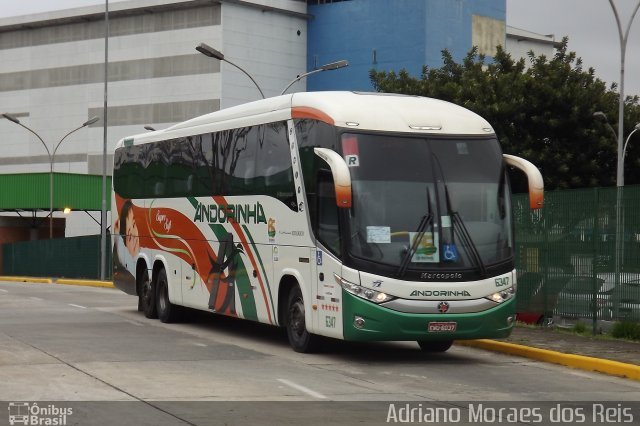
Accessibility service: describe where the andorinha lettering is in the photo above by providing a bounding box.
[193,202,266,225]
[410,290,471,297]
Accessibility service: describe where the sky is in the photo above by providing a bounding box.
[0,0,638,97]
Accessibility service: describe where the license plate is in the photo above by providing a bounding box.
[428,321,457,332]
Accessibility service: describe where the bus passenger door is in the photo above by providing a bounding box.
[313,171,344,339]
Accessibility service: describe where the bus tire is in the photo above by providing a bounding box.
[286,285,319,353]
[156,268,181,323]
[139,268,157,319]
[417,340,453,352]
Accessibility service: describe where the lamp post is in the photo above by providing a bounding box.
[605,2,640,324]
[280,60,349,95]
[623,123,640,160]
[593,112,640,168]
[2,113,99,238]
[593,111,618,141]
[100,0,110,281]
[592,111,640,329]
[196,42,265,99]
[607,0,640,188]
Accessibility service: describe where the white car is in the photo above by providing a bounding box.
[553,273,640,330]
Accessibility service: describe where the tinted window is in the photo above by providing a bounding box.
[295,119,338,226]
[113,122,295,207]
[316,171,341,256]
[256,122,296,208]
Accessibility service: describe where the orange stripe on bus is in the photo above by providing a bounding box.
[214,196,274,324]
[291,106,335,125]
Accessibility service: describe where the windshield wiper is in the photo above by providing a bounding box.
[397,188,433,278]
[430,151,487,277]
[443,184,487,277]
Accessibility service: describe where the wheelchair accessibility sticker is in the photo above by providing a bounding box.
[443,244,459,262]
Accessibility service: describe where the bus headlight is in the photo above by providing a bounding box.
[334,274,395,304]
[485,286,515,304]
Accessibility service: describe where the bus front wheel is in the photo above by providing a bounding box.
[417,340,453,353]
[286,286,319,353]
[139,269,157,319]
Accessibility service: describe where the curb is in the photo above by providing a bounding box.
[0,276,114,289]
[56,279,115,289]
[0,276,53,284]
[457,339,640,381]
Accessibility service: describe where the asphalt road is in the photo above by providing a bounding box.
[1,280,639,426]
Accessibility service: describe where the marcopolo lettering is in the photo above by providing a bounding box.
[194,201,266,225]
[420,272,463,280]
[410,290,471,297]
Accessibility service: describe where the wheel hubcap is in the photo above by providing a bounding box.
[290,299,305,337]
[143,280,152,305]
[159,285,166,311]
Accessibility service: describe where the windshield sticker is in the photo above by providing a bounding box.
[342,136,360,167]
[345,155,359,167]
[409,231,439,263]
[442,243,459,262]
[268,218,276,243]
[456,142,469,155]
[366,226,391,243]
[440,215,452,228]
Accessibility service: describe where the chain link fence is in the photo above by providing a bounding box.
[514,185,640,332]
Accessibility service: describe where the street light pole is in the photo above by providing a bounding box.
[623,123,640,161]
[607,0,640,187]
[2,113,98,239]
[280,60,349,95]
[196,43,265,99]
[100,0,110,281]
[604,1,640,330]
[593,111,618,141]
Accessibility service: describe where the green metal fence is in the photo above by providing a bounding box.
[514,185,640,332]
[2,234,111,280]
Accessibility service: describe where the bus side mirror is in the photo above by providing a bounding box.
[503,154,544,210]
[314,148,352,208]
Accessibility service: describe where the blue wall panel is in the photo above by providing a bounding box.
[307,0,505,92]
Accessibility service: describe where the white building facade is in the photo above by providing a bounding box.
[506,25,561,63]
[0,0,307,236]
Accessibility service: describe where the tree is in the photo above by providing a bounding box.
[370,39,640,190]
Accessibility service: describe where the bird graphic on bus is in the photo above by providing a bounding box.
[206,232,245,315]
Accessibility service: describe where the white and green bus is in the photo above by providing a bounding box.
[112,91,543,353]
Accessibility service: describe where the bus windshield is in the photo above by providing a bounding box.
[343,133,513,274]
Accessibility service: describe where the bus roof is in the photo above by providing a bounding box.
[116,91,494,148]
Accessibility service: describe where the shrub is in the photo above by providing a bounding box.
[572,322,588,334]
[611,321,640,341]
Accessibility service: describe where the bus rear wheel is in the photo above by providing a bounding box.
[286,286,319,353]
[417,340,453,352]
[156,268,181,323]
[139,269,157,319]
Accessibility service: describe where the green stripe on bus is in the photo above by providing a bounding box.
[234,261,258,321]
[188,196,258,320]
[242,224,276,316]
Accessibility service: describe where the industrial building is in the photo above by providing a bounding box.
[0,0,556,239]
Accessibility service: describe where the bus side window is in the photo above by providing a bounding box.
[316,170,341,256]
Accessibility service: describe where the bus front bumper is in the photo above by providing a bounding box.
[342,291,515,342]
